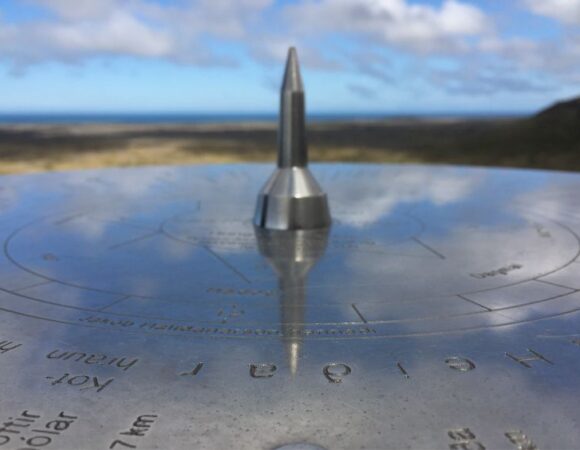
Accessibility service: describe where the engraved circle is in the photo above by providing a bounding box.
[2,210,580,339]
[2,164,580,339]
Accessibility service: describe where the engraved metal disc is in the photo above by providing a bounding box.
[0,163,579,449]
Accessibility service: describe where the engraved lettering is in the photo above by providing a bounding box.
[81,376,114,393]
[323,363,351,384]
[207,287,276,298]
[0,410,76,448]
[445,357,476,372]
[217,304,245,323]
[505,349,553,368]
[78,316,135,328]
[42,253,59,261]
[45,419,72,431]
[46,373,115,393]
[249,363,277,378]
[109,414,158,449]
[0,340,22,354]
[63,352,88,362]
[0,410,41,445]
[533,223,551,239]
[79,315,376,338]
[115,358,139,372]
[46,373,69,386]
[132,415,157,429]
[46,349,139,372]
[47,350,67,360]
[471,264,522,279]
[23,435,51,447]
[448,428,476,441]
[84,354,108,365]
[68,375,90,386]
[120,427,147,437]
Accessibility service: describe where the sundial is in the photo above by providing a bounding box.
[1,50,579,450]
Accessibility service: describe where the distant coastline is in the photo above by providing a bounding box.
[0,111,528,125]
[0,99,577,175]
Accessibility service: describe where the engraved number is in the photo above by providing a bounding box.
[505,430,537,450]
[448,428,485,450]
[323,363,352,383]
[249,363,277,378]
[445,357,476,372]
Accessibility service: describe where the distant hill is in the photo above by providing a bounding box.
[521,96,580,147]
[534,96,580,124]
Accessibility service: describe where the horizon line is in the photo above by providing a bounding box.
[0,110,532,116]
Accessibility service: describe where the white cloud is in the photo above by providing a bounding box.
[143,0,273,41]
[429,62,556,95]
[0,1,173,65]
[0,0,578,99]
[32,0,121,20]
[0,0,273,68]
[44,11,173,57]
[329,166,482,227]
[476,34,580,88]
[285,0,489,54]
[525,0,580,24]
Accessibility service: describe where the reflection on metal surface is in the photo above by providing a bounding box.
[254,48,331,230]
[255,227,328,375]
[273,444,327,450]
[2,164,580,448]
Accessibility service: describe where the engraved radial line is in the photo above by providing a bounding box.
[535,278,577,291]
[202,246,252,284]
[411,237,446,260]
[108,230,161,250]
[457,294,493,312]
[53,212,87,225]
[98,295,132,312]
[13,279,54,293]
[397,362,410,379]
[351,304,368,323]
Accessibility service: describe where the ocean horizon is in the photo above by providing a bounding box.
[0,111,528,125]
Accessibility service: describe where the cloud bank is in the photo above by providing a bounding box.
[0,0,579,98]
[525,0,580,25]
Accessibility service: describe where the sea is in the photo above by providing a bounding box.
[0,112,526,125]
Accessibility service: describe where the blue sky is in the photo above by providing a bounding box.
[0,0,579,114]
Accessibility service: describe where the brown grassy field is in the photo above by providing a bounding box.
[0,111,579,174]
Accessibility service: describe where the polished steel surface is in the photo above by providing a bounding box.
[1,163,580,448]
[254,48,331,230]
[278,47,307,169]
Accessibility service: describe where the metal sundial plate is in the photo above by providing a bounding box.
[1,163,580,449]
